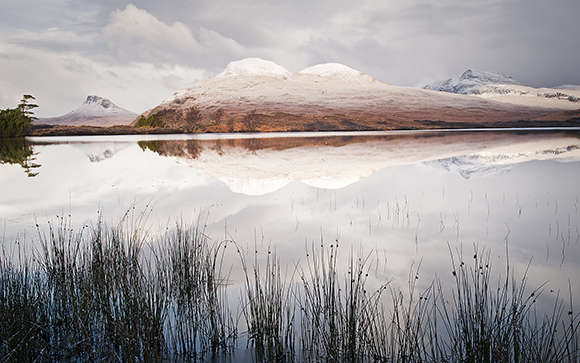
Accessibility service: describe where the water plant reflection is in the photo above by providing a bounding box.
[0,137,40,177]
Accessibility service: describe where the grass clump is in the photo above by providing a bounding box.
[297,242,389,362]
[241,247,296,362]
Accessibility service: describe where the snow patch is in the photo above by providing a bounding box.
[215,58,290,79]
[298,63,378,83]
[473,84,580,106]
[554,85,580,91]
[424,69,521,94]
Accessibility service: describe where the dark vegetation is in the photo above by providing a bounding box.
[135,113,167,128]
[135,107,204,133]
[243,110,261,132]
[0,95,38,137]
[0,137,40,177]
[138,139,203,159]
[26,124,183,136]
[1,214,578,362]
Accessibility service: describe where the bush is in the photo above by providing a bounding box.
[134,112,167,128]
[135,107,204,132]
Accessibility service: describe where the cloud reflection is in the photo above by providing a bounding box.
[1,130,579,313]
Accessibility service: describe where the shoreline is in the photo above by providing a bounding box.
[24,116,580,137]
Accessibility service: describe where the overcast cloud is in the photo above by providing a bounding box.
[1,0,579,117]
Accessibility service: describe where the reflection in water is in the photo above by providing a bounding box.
[0,137,40,177]
[2,130,580,323]
[138,139,203,159]
[129,130,580,194]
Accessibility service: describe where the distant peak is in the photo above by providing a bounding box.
[84,95,113,108]
[424,69,521,94]
[459,69,519,84]
[216,58,290,78]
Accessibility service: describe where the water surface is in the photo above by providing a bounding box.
[1,129,580,310]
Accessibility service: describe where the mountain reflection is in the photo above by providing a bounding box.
[0,137,40,177]
[136,130,580,161]
[138,139,203,159]
[128,130,580,195]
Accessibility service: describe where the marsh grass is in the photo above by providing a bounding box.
[1,215,579,362]
[297,242,390,362]
[1,212,237,362]
[240,246,296,362]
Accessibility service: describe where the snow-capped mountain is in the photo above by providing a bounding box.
[39,95,137,126]
[141,58,580,132]
[424,70,580,107]
[423,69,521,94]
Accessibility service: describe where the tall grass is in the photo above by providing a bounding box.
[1,213,236,362]
[1,215,579,362]
[240,246,296,362]
[297,242,390,362]
[242,240,579,362]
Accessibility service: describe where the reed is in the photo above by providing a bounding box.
[240,246,296,362]
[0,212,236,362]
[296,242,390,362]
[1,215,579,362]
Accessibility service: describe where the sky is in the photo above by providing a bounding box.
[1,0,579,117]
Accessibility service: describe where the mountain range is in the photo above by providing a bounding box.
[139,58,580,132]
[38,95,137,126]
[423,69,522,94]
[424,69,580,108]
[37,59,580,129]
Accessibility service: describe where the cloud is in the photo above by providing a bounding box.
[1,0,579,116]
[0,35,207,117]
[9,27,104,54]
[103,4,245,67]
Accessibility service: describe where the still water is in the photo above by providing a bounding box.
[1,129,580,310]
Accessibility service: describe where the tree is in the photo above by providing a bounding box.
[18,94,39,119]
[135,112,167,128]
[0,95,38,137]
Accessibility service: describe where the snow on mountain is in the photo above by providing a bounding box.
[215,58,291,79]
[39,95,137,126]
[148,58,580,132]
[424,69,521,94]
[298,63,379,84]
[424,69,580,109]
[554,85,580,91]
[471,84,580,108]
